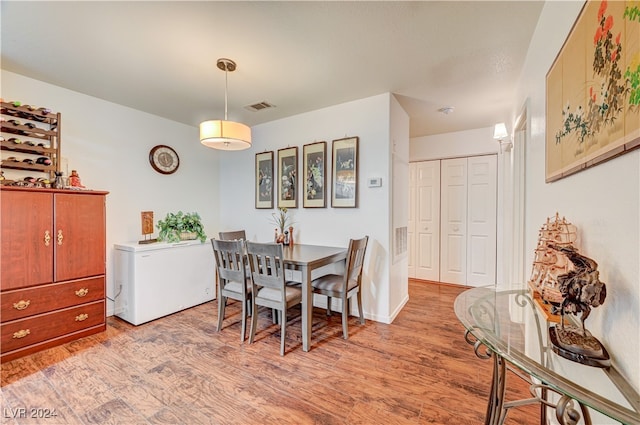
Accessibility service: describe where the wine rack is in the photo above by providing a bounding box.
[0,101,61,184]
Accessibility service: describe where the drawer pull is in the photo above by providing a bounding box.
[13,329,30,339]
[75,288,89,297]
[75,313,89,322]
[57,230,64,245]
[44,230,51,246]
[13,299,31,310]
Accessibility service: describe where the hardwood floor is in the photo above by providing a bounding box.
[1,280,538,424]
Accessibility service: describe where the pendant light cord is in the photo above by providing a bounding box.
[224,66,228,121]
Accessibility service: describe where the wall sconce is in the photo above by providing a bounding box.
[493,122,513,152]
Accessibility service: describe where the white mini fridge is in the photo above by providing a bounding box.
[114,240,216,325]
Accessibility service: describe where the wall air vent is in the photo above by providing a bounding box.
[244,101,276,112]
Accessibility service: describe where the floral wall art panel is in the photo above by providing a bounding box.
[626,4,640,142]
[303,141,326,208]
[255,151,274,209]
[546,0,640,182]
[278,146,298,209]
[331,136,358,208]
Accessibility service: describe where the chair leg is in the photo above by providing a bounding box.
[342,298,349,339]
[326,296,332,316]
[249,300,258,344]
[240,299,247,342]
[217,296,226,331]
[280,309,286,356]
[357,290,365,325]
[272,308,279,324]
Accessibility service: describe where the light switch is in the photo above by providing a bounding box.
[368,177,382,187]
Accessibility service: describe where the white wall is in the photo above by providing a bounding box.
[217,93,405,323]
[515,0,639,394]
[389,94,410,319]
[410,126,499,161]
[1,70,221,316]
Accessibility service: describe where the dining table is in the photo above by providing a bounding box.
[280,243,348,352]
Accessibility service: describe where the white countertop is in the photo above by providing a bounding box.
[114,239,209,252]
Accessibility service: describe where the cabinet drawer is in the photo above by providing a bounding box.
[1,300,105,353]
[1,276,104,322]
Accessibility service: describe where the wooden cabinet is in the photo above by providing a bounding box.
[0,187,108,362]
[0,101,61,183]
[1,189,53,288]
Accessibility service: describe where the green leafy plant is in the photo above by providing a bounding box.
[157,211,206,243]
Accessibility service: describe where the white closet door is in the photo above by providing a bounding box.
[467,155,497,286]
[408,163,416,278]
[415,160,440,280]
[440,158,467,284]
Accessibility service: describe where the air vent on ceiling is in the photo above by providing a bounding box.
[244,101,276,112]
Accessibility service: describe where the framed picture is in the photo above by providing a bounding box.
[331,136,358,208]
[545,0,640,182]
[255,151,274,209]
[277,146,298,208]
[302,141,327,208]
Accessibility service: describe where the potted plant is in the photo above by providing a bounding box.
[157,211,207,243]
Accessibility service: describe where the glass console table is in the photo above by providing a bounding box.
[454,287,640,425]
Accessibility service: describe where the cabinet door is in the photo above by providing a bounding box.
[1,191,53,290]
[415,160,441,281]
[440,158,467,285]
[54,193,106,282]
[467,155,497,286]
[408,163,416,278]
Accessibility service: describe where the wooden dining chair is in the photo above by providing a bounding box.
[245,241,302,356]
[211,238,252,342]
[218,230,246,241]
[311,236,369,339]
[220,230,283,325]
[218,229,249,283]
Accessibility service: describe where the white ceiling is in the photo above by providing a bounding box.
[1,1,545,138]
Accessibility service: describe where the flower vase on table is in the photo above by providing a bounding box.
[271,207,295,245]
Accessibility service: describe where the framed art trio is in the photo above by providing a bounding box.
[255,136,358,210]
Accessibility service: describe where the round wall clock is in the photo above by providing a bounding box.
[149,145,180,175]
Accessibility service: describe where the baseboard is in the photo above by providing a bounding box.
[386,293,409,324]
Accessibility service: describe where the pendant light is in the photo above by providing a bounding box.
[200,58,252,151]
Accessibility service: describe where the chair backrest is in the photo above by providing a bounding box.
[346,236,369,284]
[219,230,247,241]
[211,239,248,292]
[245,241,286,293]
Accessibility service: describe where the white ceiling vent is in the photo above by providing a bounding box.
[245,101,276,112]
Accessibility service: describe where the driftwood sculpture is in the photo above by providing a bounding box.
[547,244,610,367]
[550,244,607,335]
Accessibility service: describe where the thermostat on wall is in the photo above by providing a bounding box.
[368,177,382,187]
